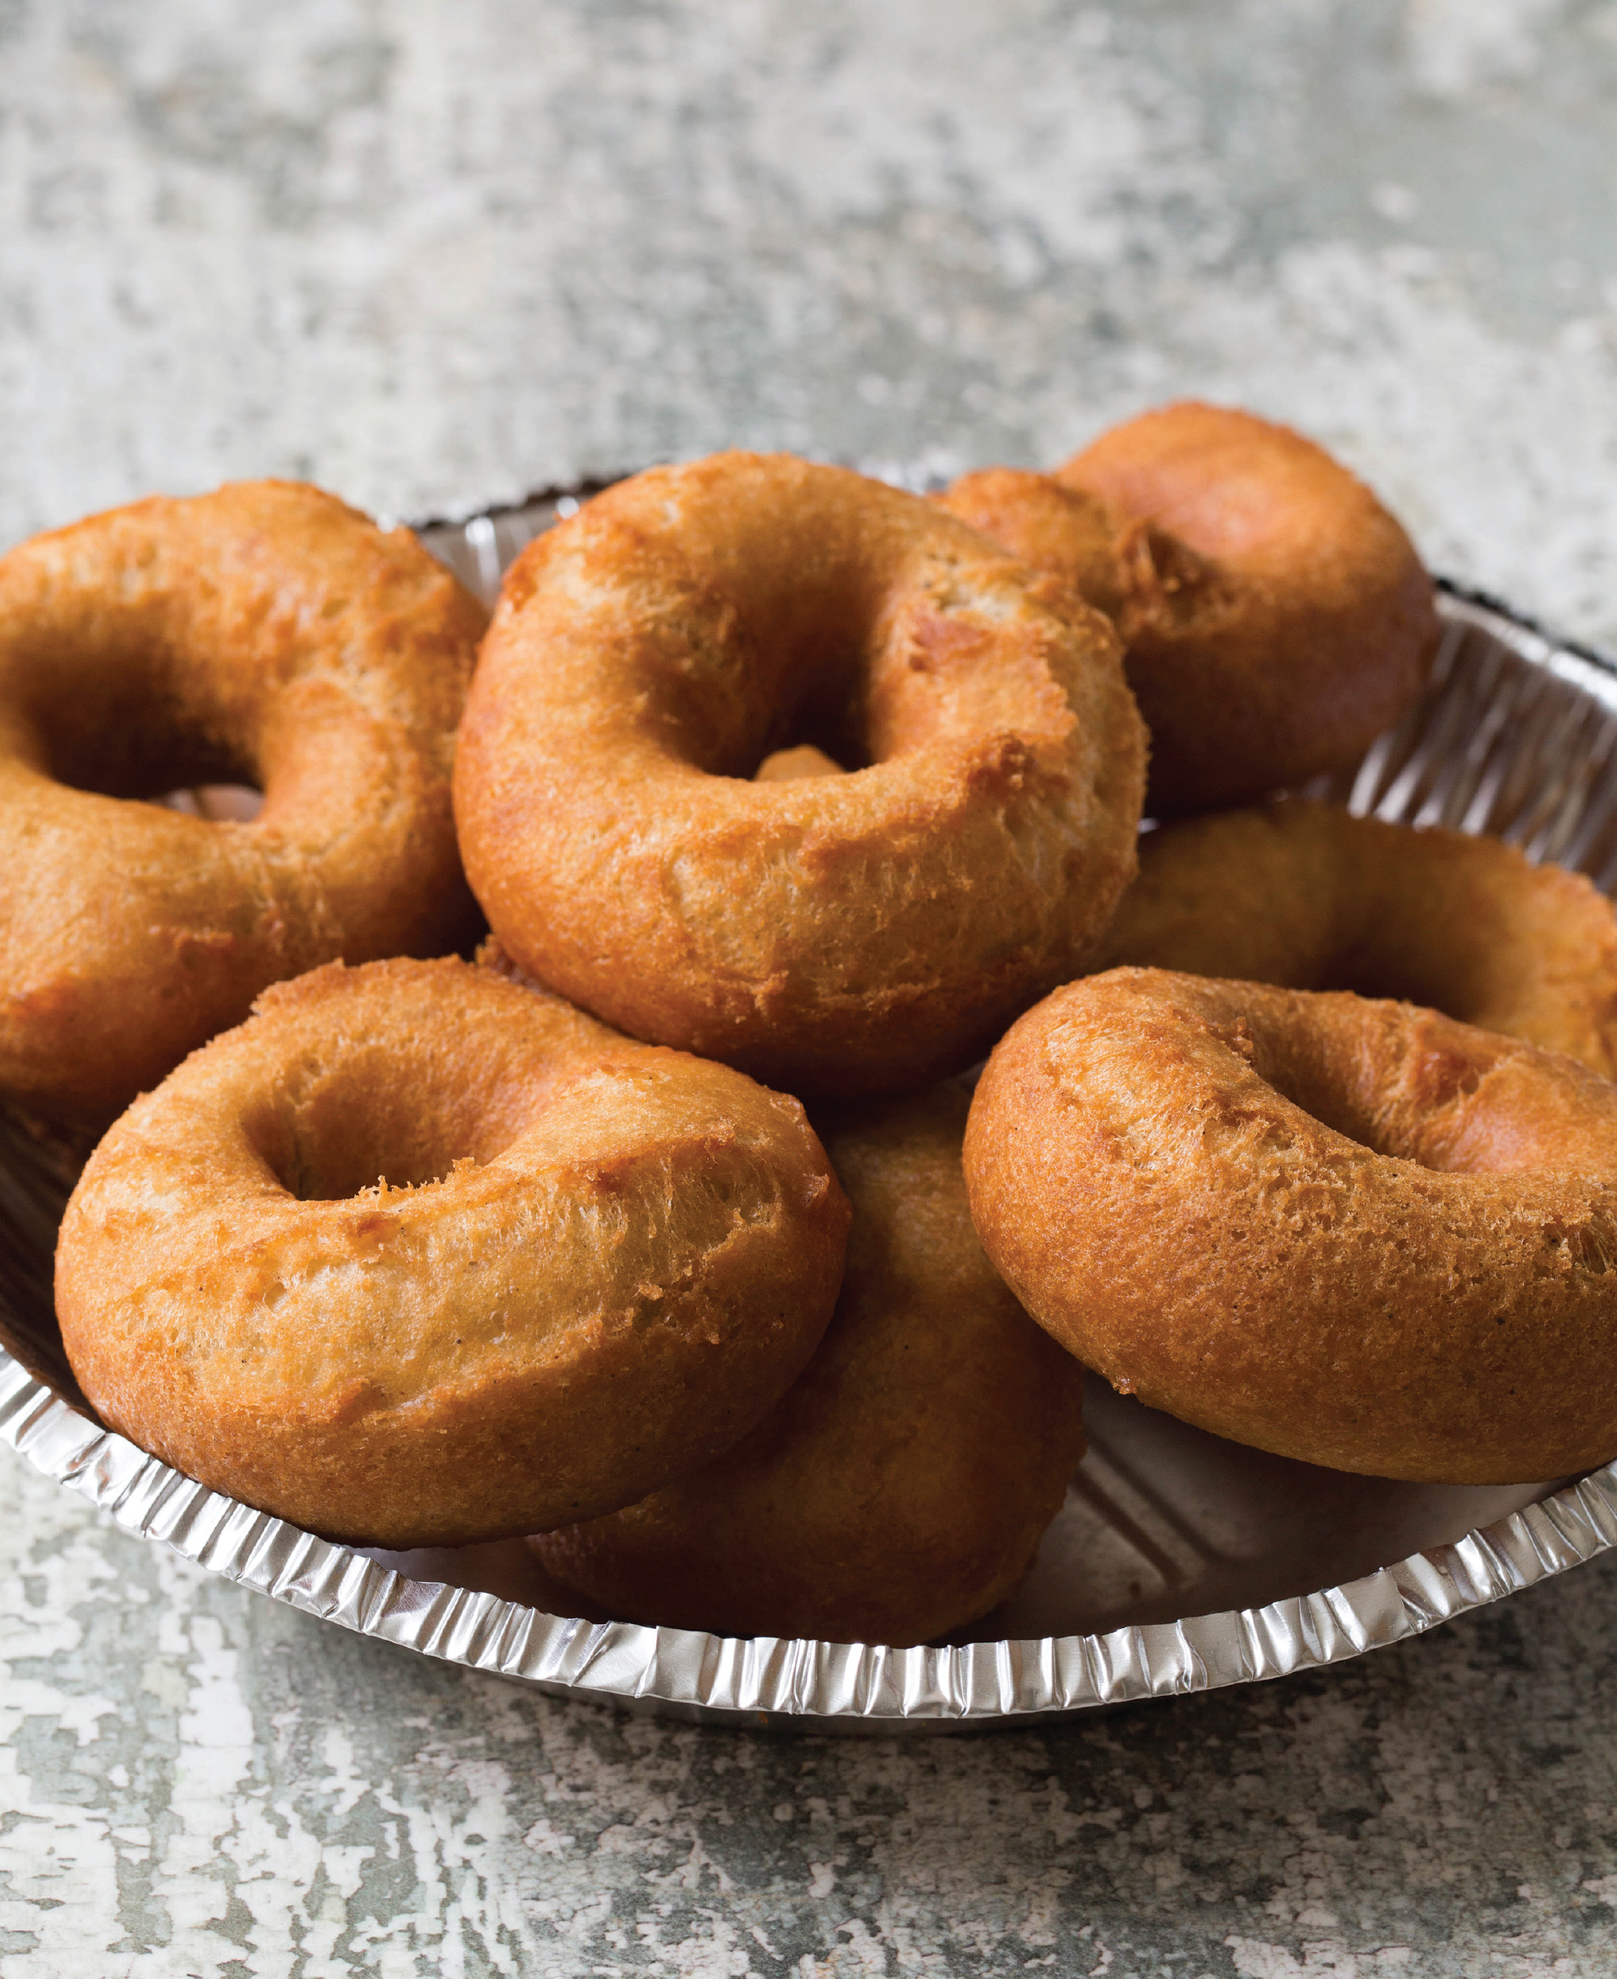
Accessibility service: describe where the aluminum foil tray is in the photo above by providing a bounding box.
[5,488,1617,1732]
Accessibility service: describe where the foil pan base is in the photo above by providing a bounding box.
[4,491,1617,1730]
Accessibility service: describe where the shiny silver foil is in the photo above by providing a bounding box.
[4,491,1617,1730]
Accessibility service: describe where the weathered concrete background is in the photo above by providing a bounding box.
[4,1,1617,1971]
[8,1448,1617,1975]
[4,0,1617,644]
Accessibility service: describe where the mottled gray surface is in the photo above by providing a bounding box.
[8,1453,1617,1976]
[5,1,1617,1971]
[4,0,1617,643]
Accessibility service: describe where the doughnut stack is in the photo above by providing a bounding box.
[28,404,1617,1650]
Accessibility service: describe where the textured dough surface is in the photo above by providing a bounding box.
[55,957,850,1547]
[1098,799,1617,1077]
[0,480,486,1123]
[965,968,1617,1484]
[454,450,1146,1095]
[532,1082,1088,1645]
[940,402,1439,813]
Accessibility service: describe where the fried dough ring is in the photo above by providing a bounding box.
[531,1082,1087,1645]
[55,958,850,1548]
[0,480,484,1124]
[939,403,1440,813]
[965,968,1617,1483]
[454,451,1146,1096]
[1097,799,1617,1077]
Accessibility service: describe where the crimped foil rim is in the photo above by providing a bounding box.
[6,1350,1617,1728]
[6,582,1617,1731]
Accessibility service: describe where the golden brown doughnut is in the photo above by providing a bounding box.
[939,403,1440,813]
[754,743,844,783]
[453,450,1146,1097]
[531,1082,1087,1645]
[0,480,485,1125]
[1098,799,1617,1077]
[965,968,1617,1484]
[55,957,850,1548]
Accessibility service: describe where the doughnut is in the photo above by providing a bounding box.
[1097,799,1617,1078]
[531,1082,1088,1645]
[453,450,1146,1097]
[964,968,1617,1484]
[939,402,1440,813]
[0,480,485,1124]
[754,743,843,783]
[55,957,850,1548]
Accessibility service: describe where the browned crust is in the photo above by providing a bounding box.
[453,450,1146,1096]
[1097,800,1617,1078]
[0,480,488,1125]
[531,1082,1087,1645]
[54,957,850,1547]
[939,403,1440,813]
[964,968,1617,1484]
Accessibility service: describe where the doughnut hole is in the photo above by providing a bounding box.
[578,532,876,782]
[48,705,264,813]
[1207,994,1601,1177]
[243,1028,565,1202]
[1,617,258,805]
